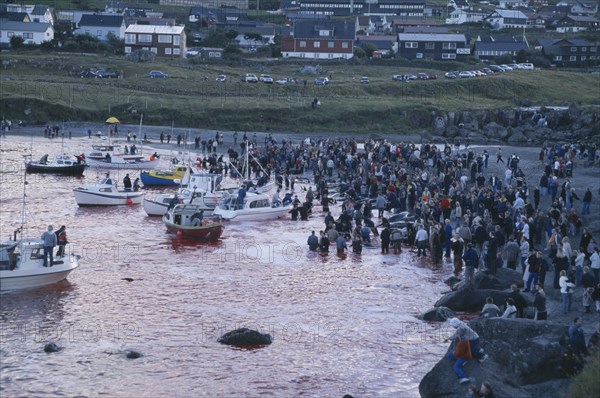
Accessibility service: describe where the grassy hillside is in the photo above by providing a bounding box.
[1,52,599,133]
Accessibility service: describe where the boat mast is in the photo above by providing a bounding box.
[139,114,143,154]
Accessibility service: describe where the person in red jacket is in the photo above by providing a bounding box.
[447,335,472,384]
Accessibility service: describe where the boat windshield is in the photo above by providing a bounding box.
[99,178,113,185]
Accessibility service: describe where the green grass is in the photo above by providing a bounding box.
[566,352,600,398]
[1,52,599,134]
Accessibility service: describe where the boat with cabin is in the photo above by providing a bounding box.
[140,164,193,186]
[163,204,224,241]
[24,154,86,175]
[212,192,291,221]
[85,144,160,170]
[73,175,144,206]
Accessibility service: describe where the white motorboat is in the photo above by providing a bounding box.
[1,236,80,291]
[85,144,160,170]
[73,177,144,206]
[213,192,291,221]
[143,173,223,216]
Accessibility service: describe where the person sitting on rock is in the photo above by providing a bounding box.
[447,318,488,362]
[447,335,472,385]
[501,298,518,318]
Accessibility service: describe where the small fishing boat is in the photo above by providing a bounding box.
[73,176,144,206]
[163,204,224,241]
[24,154,86,175]
[143,173,223,216]
[85,144,160,170]
[140,165,192,186]
[213,192,291,221]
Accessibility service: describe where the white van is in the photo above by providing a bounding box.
[519,63,534,70]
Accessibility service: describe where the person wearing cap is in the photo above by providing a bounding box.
[447,318,488,362]
[41,225,57,267]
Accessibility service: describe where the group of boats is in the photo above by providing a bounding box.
[2,137,292,292]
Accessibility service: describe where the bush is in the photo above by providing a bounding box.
[10,36,24,49]
[566,352,600,398]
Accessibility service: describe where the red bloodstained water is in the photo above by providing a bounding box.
[0,137,449,397]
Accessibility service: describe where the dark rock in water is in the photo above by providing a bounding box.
[420,306,456,322]
[435,289,511,312]
[218,328,272,346]
[44,343,61,353]
[125,350,143,359]
[419,318,572,398]
[453,268,523,291]
[121,278,134,282]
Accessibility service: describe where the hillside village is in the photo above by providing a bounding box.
[0,0,598,67]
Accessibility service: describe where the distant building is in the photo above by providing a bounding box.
[0,20,54,45]
[498,0,528,8]
[356,34,398,54]
[556,0,598,17]
[473,35,529,59]
[446,8,488,25]
[535,38,598,63]
[485,9,528,29]
[77,14,126,40]
[281,20,355,59]
[124,24,186,57]
[295,0,425,17]
[3,4,54,25]
[397,32,469,60]
[555,15,599,33]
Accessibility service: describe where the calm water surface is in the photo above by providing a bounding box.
[1,136,449,397]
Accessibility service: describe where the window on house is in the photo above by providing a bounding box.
[300,41,307,48]
[165,48,172,55]
[342,42,349,49]
[138,34,152,43]
[581,47,587,52]
[151,47,157,54]
[405,41,418,48]
[125,46,131,53]
[442,53,457,59]
[173,48,180,55]
[158,35,172,43]
[314,41,320,48]
[570,47,577,52]
[328,41,334,48]
[173,36,180,45]
[554,55,562,61]
[23,33,33,39]
[591,47,597,52]
[7,32,14,37]
[416,53,423,59]
[425,42,434,50]
[590,56,596,60]
[442,42,457,50]
[581,56,586,61]
[569,56,576,61]
[125,34,135,44]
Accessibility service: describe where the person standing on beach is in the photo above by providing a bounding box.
[533,284,547,320]
[415,225,429,257]
[568,317,589,360]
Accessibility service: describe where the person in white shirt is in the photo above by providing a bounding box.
[501,298,518,318]
[415,225,429,257]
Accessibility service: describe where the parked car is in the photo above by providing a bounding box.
[275,77,291,85]
[149,70,169,78]
[360,76,369,84]
[96,70,120,78]
[392,74,404,81]
[519,63,534,70]
[314,77,329,85]
[242,73,258,83]
[444,72,458,79]
[508,63,521,70]
[458,71,474,78]
[417,73,429,80]
[216,75,227,82]
[489,65,504,73]
[185,48,200,57]
[403,74,417,81]
[428,74,438,80]
[499,64,513,71]
[79,70,99,78]
[259,74,274,84]
[482,68,494,74]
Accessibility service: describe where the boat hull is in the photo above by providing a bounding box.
[164,220,224,241]
[140,170,183,186]
[86,158,160,170]
[25,162,86,175]
[74,189,144,206]
[143,197,169,216]
[213,206,291,221]
[0,255,80,291]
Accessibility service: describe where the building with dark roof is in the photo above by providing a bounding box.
[473,35,528,60]
[397,32,469,60]
[0,20,54,45]
[281,20,356,59]
[535,38,599,64]
[77,14,125,40]
[556,15,599,33]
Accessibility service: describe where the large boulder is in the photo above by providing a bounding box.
[218,328,272,346]
[419,318,572,398]
[435,289,511,312]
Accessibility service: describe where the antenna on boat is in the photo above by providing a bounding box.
[138,114,144,155]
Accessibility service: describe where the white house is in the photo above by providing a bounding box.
[0,20,54,45]
[485,9,528,29]
[498,0,528,8]
[77,14,125,41]
[446,8,488,24]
